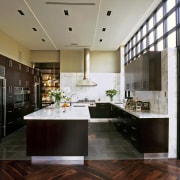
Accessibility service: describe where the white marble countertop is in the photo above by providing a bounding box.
[112,103,169,119]
[24,104,90,120]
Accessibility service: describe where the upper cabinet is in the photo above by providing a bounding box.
[125,51,161,91]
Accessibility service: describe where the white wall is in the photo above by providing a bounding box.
[60,50,120,73]
[0,30,31,66]
[31,50,60,63]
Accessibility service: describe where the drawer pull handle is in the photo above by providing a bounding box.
[123,129,128,133]
[131,116,137,120]
[131,137,136,141]
[131,126,136,130]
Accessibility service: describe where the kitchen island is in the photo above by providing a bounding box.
[24,104,90,164]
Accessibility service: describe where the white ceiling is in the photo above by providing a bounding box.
[0,0,162,51]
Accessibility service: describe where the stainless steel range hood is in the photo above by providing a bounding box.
[76,48,97,86]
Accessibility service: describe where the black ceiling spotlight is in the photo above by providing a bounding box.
[32,28,37,32]
[107,10,111,16]
[64,10,69,16]
[41,39,46,42]
[17,10,25,16]
[99,39,103,42]
[102,28,106,32]
[68,27,72,31]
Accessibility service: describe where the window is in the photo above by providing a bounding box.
[137,31,141,41]
[167,31,176,47]
[149,31,154,45]
[142,38,147,49]
[148,16,154,30]
[124,0,179,64]
[157,40,163,51]
[156,7,163,22]
[142,24,147,36]
[167,12,176,31]
[157,23,163,39]
[137,43,141,53]
[149,46,154,51]
[166,0,176,13]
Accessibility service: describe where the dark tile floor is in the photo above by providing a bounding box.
[0,121,143,160]
[86,121,143,160]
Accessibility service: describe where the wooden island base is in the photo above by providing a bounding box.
[26,120,88,164]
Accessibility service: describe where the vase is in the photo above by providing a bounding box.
[54,98,60,108]
[110,96,113,101]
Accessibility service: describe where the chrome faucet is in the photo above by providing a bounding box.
[70,94,78,106]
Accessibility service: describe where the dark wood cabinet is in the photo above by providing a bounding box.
[27,120,88,156]
[0,54,41,136]
[89,103,120,118]
[89,103,111,118]
[96,103,111,118]
[115,109,169,153]
[125,51,161,91]
[109,104,120,118]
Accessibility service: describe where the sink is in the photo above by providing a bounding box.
[73,105,86,107]
[78,100,95,103]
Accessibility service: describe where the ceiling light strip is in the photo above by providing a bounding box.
[24,0,58,50]
[46,2,95,6]
[92,0,101,48]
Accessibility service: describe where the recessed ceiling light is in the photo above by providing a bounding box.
[102,28,106,31]
[68,27,72,31]
[64,10,69,16]
[71,43,78,46]
[99,39,103,42]
[32,28,37,31]
[18,10,25,15]
[107,11,111,16]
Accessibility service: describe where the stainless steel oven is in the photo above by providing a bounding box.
[14,87,31,108]
[23,87,30,104]
[14,87,24,108]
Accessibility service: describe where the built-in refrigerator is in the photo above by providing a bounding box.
[0,75,6,139]
[34,82,41,110]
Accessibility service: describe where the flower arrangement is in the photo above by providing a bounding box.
[49,89,67,108]
[105,89,117,101]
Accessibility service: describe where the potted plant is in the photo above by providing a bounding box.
[105,89,117,101]
[49,89,67,108]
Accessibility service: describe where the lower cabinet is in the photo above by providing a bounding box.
[88,103,120,118]
[27,120,88,156]
[89,103,111,118]
[115,109,169,153]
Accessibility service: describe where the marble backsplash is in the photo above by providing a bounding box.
[60,72,121,102]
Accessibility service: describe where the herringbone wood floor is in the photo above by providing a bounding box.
[0,159,180,180]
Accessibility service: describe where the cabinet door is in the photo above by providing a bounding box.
[5,59,14,95]
[0,55,6,66]
[116,110,129,135]
[125,64,131,90]
[88,106,97,118]
[149,52,161,90]
[110,104,119,118]
[127,115,140,148]
[96,103,110,118]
